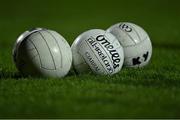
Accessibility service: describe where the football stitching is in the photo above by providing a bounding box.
[118,28,136,45]
[28,39,42,69]
[128,24,142,43]
[38,31,56,70]
[45,30,63,68]
[123,36,148,48]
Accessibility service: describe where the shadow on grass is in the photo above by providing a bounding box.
[0,70,24,80]
[0,66,179,88]
[0,68,76,80]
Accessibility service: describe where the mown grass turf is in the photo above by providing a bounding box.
[0,0,180,118]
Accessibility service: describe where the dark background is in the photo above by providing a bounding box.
[0,0,180,118]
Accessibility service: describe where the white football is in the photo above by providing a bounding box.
[107,22,152,67]
[13,28,72,78]
[71,29,124,75]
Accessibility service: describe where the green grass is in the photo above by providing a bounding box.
[0,0,180,118]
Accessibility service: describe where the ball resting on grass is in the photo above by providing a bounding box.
[107,22,152,68]
[13,28,72,78]
[71,29,124,75]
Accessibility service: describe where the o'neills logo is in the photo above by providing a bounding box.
[96,35,121,69]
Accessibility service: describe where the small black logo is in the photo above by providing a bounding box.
[143,52,149,61]
[132,51,149,65]
[132,57,141,65]
[119,24,132,32]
